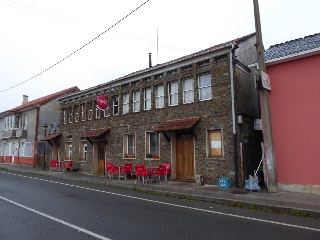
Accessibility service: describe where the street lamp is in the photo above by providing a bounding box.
[43,124,48,170]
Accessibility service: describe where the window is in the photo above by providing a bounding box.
[208,130,222,157]
[23,114,27,129]
[62,109,67,124]
[20,142,25,156]
[103,108,110,118]
[113,96,119,115]
[146,132,160,158]
[68,107,73,123]
[14,115,20,129]
[124,134,135,158]
[96,107,101,119]
[80,103,86,121]
[199,74,212,101]
[168,81,178,106]
[74,105,79,122]
[87,102,93,120]
[123,93,129,114]
[183,78,194,104]
[155,85,164,109]
[133,91,140,112]
[23,142,33,156]
[144,88,152,110]
[80,142,87,161]
[66,143,73,159]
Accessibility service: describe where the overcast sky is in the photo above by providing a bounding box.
[1,0,319,111]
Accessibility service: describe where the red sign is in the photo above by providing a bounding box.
[96,95,108,110]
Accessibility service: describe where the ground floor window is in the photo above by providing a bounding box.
[145,132,160,159]
[79,142,87,161]
[123,134,135,158]
[66,143,73,159]
[207,129,222,157]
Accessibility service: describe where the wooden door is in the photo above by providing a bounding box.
[176,135,194,181]
[98,141,105,175]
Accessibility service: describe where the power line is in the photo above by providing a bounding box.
[0,0,151,93]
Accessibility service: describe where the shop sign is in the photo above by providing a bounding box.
[96,95,108,110]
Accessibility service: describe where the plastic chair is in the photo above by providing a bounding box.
[50,160,58,171]
[164,163,171,181]
[135,164,149,184]
[63,161,72,171]
[157,165,167,182]
[106,162,115,179]
[113,165,127,180]
[124,163,133,178]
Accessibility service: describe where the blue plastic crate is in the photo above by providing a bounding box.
[219,178,231,188]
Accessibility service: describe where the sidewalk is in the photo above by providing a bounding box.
[1,163,320,218]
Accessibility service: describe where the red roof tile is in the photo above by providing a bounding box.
[9,86,80,112]
[79,128,110,138]
[155,117,201,132]
[41,133,61,141]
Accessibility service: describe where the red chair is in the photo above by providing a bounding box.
[64,161,72,171]
[157,165,167,182]
[124,163,133,178]
[113,165,127,180]
[50,160,58,171]
[135,164,149,184]
[163,163,171,181]
[106,162,116,179]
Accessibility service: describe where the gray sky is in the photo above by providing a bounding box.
[0,0,319,111]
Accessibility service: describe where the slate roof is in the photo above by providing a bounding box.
[79,128,110,138]
[265,33,320,61]
[7,86,80,113]
[155,117,201,132]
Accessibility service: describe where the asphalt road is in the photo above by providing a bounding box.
[0,171,319,240]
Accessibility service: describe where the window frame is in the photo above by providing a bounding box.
[145,132,160,159]
[144,88,152,110]
[155,85,164,109]
[133,91,141,112]
[183,78,194,104]
[207,129,223,158]
[198,74,212,101]
[168,81,178,106]
[123,133,136,158]
[113,96,119,115]
[123,93,130,115]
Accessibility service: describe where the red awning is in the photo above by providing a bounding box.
[79,128,110,138]
[155,117,201,132]
[41,133,61,141]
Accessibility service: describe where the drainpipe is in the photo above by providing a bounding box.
[230,43,239,187]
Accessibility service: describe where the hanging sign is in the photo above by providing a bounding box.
[96,95,108,110]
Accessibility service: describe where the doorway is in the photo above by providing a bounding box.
[97,141,105,175]
[176,134,195,182]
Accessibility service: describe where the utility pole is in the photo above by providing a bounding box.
[253,0,278,192]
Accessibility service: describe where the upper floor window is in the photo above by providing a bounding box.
[124,134,136,158]
[62,109,67,124]
[207,129,222,157]
[103,108,110,118]
[95,107,101,119]
[183,78,194,104]
[14,115,20,129]
[133,91,140,112]
[66,143,73,159]
[22,114,27,130]
[87,102,93,120]
[168,81,178,106]
[155,85,164,109]
[80,103,86,121]
[199,74,212,101]
[144,88,152,110]
[123,93,129,114]
[68,107,73,123]
[74,105,79,122]
[113,96,119,115]
[145,132,160,159]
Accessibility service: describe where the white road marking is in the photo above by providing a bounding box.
[0,195,111,240]
[2,171,320,233]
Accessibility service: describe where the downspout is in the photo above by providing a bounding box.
[33,106,40,167]
[230,43,239,187]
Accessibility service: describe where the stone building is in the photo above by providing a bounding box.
[47,33,261,186]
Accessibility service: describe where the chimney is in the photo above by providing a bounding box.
[22,95,28,105]
[149,53,152,68]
